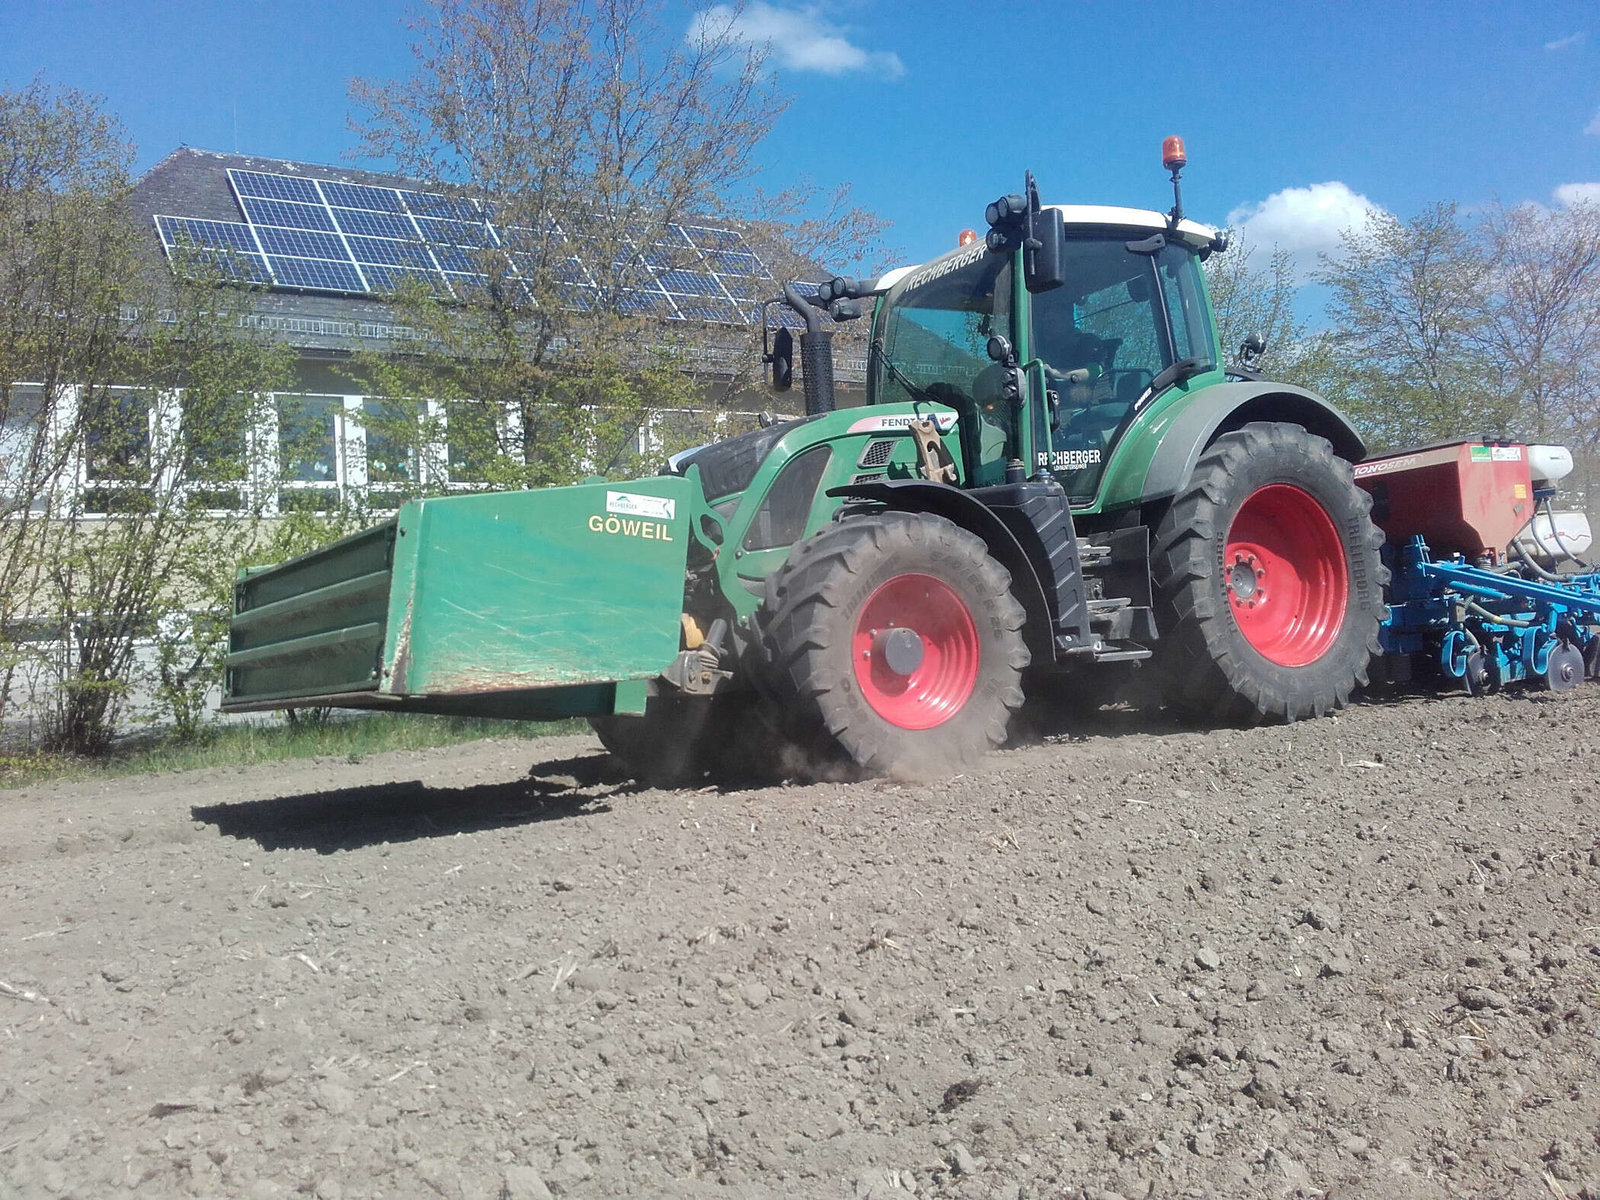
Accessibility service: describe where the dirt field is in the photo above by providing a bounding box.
[2,686,1598,1200]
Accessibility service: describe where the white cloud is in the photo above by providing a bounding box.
[690,3,906,79]
[1545,31,1586,50]
[1555,182,1600,207]
[1226,182,1386,282]
[1587,107,1600,136]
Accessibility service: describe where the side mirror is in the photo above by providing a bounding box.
[1239,333,1265,366]
[985,172,1066,293]
[1026,205,1066,294]
[768,326,793,392]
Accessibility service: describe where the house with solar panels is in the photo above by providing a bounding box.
[118,148,860,513]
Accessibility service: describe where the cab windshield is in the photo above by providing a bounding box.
[872,245,1011,403]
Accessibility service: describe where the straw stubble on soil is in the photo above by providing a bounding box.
[1,688,1598,1199]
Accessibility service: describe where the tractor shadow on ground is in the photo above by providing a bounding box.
[193,751,630,854]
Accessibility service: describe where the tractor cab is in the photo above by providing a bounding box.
[867,203,1225,507]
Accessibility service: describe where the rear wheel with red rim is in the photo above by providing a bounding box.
[1151,421,1386,723]
[1223,483,1350,668]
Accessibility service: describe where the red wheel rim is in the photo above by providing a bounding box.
[1223,484,1349,667]
[851,573,980,730]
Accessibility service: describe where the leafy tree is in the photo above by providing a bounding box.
[0,80,136,726]
[1,80,293,751]
[45,258,293,751]
[1312,203,1503,451]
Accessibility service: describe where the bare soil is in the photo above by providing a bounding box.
[2,687,1598,1200]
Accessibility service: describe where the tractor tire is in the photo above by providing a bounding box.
[759,511,1030,778]
[1150,421,1386,723]
[589,695,728,788]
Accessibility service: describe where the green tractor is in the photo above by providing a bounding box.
[224,140,1385,783]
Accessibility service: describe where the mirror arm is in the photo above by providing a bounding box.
[782,281,825,335]
[759,298,775,365]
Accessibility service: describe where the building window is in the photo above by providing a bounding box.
[1,385,49,513]
[277,393,343,512]
[81,388,155,514]
[180,389,251,512]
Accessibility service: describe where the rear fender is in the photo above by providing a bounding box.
[827,479,1059,665]
[1102,381,1366,514]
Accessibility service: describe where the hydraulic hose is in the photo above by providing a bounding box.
[1465,599,1540,630]
[1534,496,1594,571]
[1510,539,1565,583]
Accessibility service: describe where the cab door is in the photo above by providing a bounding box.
[1025,234,1189,502]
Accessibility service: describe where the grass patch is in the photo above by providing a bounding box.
[0,712,591,790]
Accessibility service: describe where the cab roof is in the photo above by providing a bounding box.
[873,206,1219,293]
[1049,205,1218,249]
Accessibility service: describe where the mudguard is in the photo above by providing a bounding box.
[1123,381,1366,511]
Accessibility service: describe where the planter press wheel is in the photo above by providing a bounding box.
[1541,642,1585,693]
[1461,648,1498,696]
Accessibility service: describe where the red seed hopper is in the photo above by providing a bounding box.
[1353,442,1534,564]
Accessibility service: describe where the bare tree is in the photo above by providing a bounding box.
[1476,200,1600,509]
[1203,234,1304,376]
[347,0,817,486]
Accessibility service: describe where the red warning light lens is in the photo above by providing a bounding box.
[958,229,977,247]
[1162,135,1187,171]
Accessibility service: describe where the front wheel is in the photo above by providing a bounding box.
[589,695,726,788]
[1151,421,1387,723]
[759,511,1030,778]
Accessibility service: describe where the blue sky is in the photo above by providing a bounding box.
[3,0,1597,280]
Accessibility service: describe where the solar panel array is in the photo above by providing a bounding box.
[152,168,783,326]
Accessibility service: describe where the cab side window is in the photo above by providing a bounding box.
[1157,244,1217,367]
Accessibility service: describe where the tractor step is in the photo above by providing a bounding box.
[1078,544,1112,567]
[1089,645,1153,663]
[1081,593,1156,643]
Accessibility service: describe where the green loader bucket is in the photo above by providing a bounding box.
[224,476,695,720]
